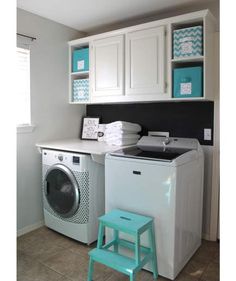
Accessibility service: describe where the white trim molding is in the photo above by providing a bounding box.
[17,220,44,237]
[17,124,36,134]
[209,32,220,241]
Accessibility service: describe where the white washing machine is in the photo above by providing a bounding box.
[42,149,104,244]
[105,136,204,280]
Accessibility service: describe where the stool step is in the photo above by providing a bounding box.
[89,248,137,275]
[99,209,153,234]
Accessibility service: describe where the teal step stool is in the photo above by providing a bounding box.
[87,209,158,281]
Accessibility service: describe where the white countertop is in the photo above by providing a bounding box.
[36,138,124,155]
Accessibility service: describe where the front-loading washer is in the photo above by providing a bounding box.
[42,149,104,244]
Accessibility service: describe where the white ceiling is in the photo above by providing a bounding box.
[17,0,218,33]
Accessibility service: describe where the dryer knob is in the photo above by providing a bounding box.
[58,154,63,161]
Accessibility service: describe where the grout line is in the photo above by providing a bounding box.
[38,260,72,279]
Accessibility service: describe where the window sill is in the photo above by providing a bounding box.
[17,124,36,134]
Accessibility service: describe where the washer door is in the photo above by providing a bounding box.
[44,164,80,218]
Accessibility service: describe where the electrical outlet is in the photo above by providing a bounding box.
[148,131,169,137]
[204,128,212,141]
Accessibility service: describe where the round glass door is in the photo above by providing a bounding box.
[44,164,80,218]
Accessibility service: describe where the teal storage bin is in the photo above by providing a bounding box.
[173,66,203,98]
[72,47,89,72]
[173,26,203,58]
[73,79,89,102]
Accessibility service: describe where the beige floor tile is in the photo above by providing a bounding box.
[42,248,113,281]
[182,257,209,279]
[41,248,87,275]
[200,262,219,281]
[136,269,162,281]
[103,270,128,281]
[17,228,220,281]
[212,249,220,264]
[102,269,168,281]
[175,271,199,281]
[21,238,65,262]
[57,276,74,281]
[17,261,64,281]
[17,250,39,276]
[17,226,64,251]
[58,235,96,258]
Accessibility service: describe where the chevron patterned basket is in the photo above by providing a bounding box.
[173,26,203,58]
[73,78,89,102]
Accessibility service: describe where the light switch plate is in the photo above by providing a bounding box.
[204,128,212,141]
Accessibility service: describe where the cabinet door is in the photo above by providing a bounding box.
[126,26,165,96]
[91,35,124,98]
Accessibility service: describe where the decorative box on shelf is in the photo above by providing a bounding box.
[173,26,203,58]
[73,79,89,102]
[72,47,89,72]
[173,66,203,98]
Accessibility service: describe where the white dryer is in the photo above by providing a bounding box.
[105,136,204,280]
[42,149,104,244]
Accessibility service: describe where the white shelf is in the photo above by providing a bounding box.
[70,70,89,76]
[171,97,205,101]
[69,101,90,104]
[171,56,204,63]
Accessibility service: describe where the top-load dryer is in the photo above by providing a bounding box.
[105,136,204,280]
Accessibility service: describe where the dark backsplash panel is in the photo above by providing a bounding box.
[87,101,214,145]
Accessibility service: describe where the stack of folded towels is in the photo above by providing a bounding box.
[104,121,141,146]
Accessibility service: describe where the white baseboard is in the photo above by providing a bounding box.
[17,220,44,237]
[202,233,211,241]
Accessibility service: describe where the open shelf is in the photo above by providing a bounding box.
[71,70,89,76]
[69,43,90,103]
[171,55,204,63]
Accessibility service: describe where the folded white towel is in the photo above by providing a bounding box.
[104,133,140,141]
[105,128,136,135]
[105,134,140,146]
[105,121,141,133]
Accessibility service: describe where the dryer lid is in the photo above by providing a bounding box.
[109,136,199,162]
[110,146,190,162]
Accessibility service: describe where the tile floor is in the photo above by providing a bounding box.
[17,226,219,281]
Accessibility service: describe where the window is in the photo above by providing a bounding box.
[16,47,31,126]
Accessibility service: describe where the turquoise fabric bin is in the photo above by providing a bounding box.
[72,47,89,72]
[173,26,203,58]
[173,66,203,98]
[73,79,89,102]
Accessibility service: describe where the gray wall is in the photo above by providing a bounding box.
[17,4,219,239]
[88,0,219,34]
[17,9,86,235]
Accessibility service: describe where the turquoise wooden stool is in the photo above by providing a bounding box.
[87,209,158,281]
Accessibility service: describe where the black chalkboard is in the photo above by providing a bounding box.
[87,101,214,145]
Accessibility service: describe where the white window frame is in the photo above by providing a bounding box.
[16,45,35,134]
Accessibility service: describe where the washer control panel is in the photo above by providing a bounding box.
[73,156,80,165]
[42,149,88,171]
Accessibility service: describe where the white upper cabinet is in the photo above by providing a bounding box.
[126,26,165,98]
[91,35,124,100]
[68,10,216,104]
